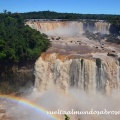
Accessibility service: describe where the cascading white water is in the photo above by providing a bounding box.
[26,20,120,94]
[95,22,110,34]
[26,21,110,35]
[34,53,120,94]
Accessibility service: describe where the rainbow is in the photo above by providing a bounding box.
[0,94,61,120]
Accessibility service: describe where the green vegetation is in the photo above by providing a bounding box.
[0,11,50,94]
[64,114,80,120]
[20,10,120,22]
[0,13,50,63]
[64,114,70,120]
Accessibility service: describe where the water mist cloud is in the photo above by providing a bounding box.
[44,22,83,37]
[5,86,120,120]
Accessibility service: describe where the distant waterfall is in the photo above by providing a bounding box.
[26,21,110,35]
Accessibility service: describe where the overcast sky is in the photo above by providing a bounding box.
[0,0,120,14]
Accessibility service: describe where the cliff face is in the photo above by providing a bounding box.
[34,53,120,94]
[0,62,35,94]
[26,21,110,35]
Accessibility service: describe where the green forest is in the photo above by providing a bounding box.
[0,12,50,64]
[20,10,120,25]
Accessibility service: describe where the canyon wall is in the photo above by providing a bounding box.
[34,53,120,94]
[0,62,35,94]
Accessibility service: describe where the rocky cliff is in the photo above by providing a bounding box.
[0,62,35,94]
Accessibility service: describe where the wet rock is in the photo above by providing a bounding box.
[107,52,117,57]
[0,109,5,113]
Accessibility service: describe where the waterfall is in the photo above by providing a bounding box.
[69,59,96,92]
[26,20,118,94]
[26,21,110,35]
[34,53,120,94]
[95,22,110,34]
